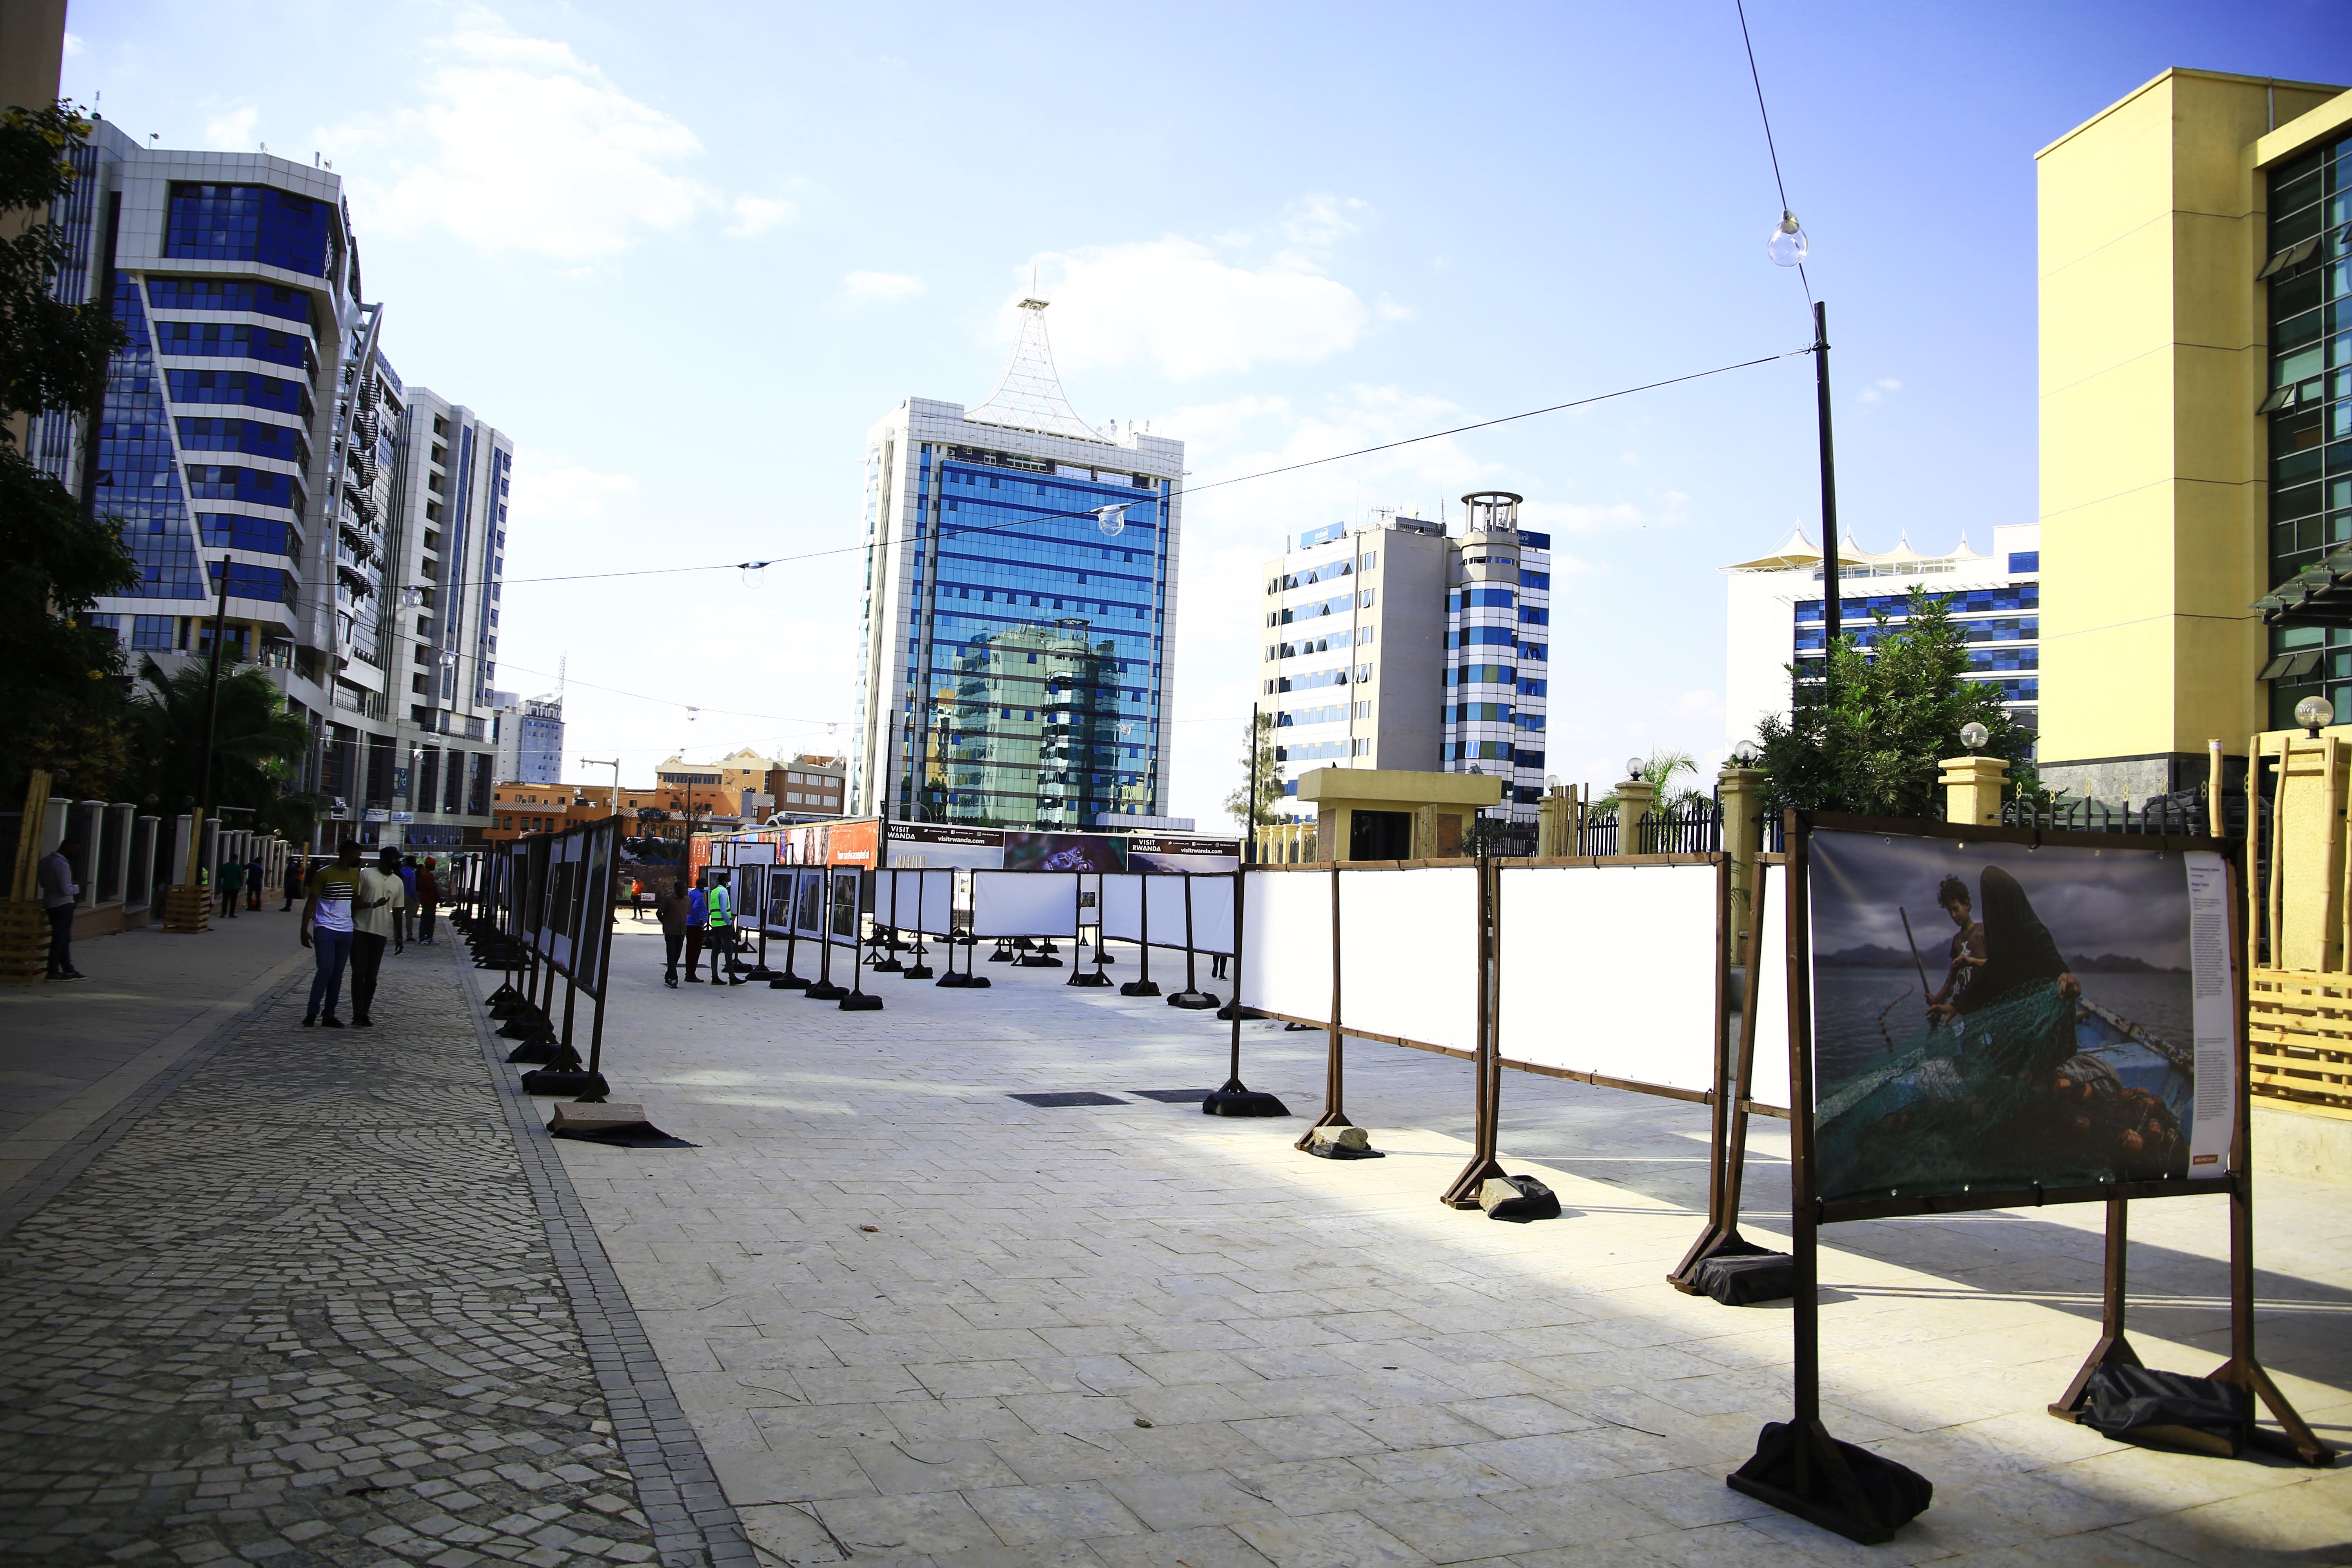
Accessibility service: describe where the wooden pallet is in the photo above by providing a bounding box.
[2248,969,2352,1119]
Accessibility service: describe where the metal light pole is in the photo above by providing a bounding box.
[188,556,234,888]
[1812,301,1842,653]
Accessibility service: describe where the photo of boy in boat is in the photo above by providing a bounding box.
[1925,873,1988,1016]
[1808,832,2199,1204]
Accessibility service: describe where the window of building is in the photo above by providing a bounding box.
[165,183,336,276]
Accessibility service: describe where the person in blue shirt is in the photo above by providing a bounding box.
[686,878,709,981]
[396,856,420,950]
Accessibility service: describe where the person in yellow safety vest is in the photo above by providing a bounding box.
[706,875,740,985]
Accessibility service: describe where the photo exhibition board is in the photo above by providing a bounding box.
[577,821,617,994]
[761,867,795,937]
[1238,870,1335,1025]
[791,868,825,938]
[1803,826,2235,1207]
[969,870,1082,940]
[1495,862,1720,1094]
[828,867,861,946]
[1339,866,1481,1054]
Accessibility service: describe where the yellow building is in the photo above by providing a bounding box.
[2036,69,2350,803]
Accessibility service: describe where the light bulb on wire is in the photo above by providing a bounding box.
[1094,504,1127,538]
[1768,210,1808,268]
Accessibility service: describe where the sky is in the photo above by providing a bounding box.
[59,0,2352,824]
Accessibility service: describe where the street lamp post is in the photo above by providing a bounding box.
[580,757,621,822]
[1811,301,1842,651]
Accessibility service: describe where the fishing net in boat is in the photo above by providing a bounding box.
[1816,978,2190,1204]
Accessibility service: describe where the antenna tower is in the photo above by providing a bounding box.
[967,296,1106,443]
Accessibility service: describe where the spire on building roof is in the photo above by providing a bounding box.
[967,296,1107,443]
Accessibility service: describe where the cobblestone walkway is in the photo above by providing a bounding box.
[0,942,742,1568]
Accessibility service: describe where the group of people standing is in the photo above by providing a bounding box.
[653,872,740,987]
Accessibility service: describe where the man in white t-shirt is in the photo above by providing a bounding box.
[300,843,372,1027]
[348,847,407,1028]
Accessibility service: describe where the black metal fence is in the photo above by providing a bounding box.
[1566,800,1721,857]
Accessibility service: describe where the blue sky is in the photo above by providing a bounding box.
[62,1,2352,822]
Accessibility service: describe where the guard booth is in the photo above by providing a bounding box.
[1290,767,1503,861]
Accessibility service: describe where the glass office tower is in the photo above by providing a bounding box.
[851,303,1184,827]
[33,119,512,847]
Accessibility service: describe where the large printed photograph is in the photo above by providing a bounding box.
[1808,829,2203,1204]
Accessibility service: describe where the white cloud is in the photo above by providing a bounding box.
[1860,377,1903,404]
[1011,196,1380,380]
[516,463,637,524]
[728,195,797,236]
[326,22,713,259]
[63,32,86,56]
[844,270,923,301]
[201,105,258,151]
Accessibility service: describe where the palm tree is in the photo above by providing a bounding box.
[1591,748,1707,819]
[128,656,321,836]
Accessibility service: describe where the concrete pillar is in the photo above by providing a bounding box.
[2272,735,2345,973]
[1615,780,1658,856]
[74,801,102,909]
[1717,766,1764,937]
[1939,755,2010,826]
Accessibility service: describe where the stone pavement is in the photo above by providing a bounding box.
[0,935,750,1568]
[548,923,2352,1568]
[0,902,310,1198]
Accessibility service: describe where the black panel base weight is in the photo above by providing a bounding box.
[769,974,810,989]
[804,982,847,1000]
[1727,1418,1930,1546]
[1018,956,1065,968]
[1066,971,1111,987]
[1203,1089,1290,1116]
[871,959,903,973]
[1167,989,1218,1009]
[1119,980,1161,997]
[1216,1003,1265,1021]
[505,1041,561,1064]
[839,992,884,1011]
[520,1069,610,1100]
[901,964,934,979]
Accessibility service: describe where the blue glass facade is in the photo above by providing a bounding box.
[154,319,313,371]
[198,514,300,557]
[897,443,1169,826]
[1791,572,2042,709]
[165,184,335,276]
[147,278,311,325]
[176,416,309,466]
[93,277,205,601]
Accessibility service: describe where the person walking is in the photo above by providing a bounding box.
[348,847,405,1026]
[282,854,306,911]
[631,878,646,921]
[217,851,242,918]
[299,842,369,1026]
[415,858,441,944]
[684,875,708,982]
[244,855,264,912]
[655,880,686,987]
[396,855,420,948]
[707,874,738,985]
[39,836,83,981]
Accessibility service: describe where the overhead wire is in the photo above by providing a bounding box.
[439,348,1811,599]
[1733,0,1815,310]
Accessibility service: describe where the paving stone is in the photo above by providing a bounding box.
[0,945,704,1568]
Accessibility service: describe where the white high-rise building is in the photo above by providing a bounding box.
[1721,524,2043,752]
[1254,492,1555,816]
[850,299,1183,828]
[490,692,566,786]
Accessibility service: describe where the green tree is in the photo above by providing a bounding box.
[1222,710,1285,831]
[126,655,320,835]
[1753,586,2038,820]
[0,101,135,800]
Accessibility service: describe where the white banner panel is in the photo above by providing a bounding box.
[875,869,918,933]
[1238,869,1335,1023]
[1183,873,1236,957]
[1497,862,1720,1094]
[970,870,1080,938]
[1098,873,1143,944]
[1750,866,1791,1111]
[916,869,958,936]
[1339,866,1481,1052]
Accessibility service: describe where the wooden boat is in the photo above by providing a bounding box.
[2071,999,2194,1122]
